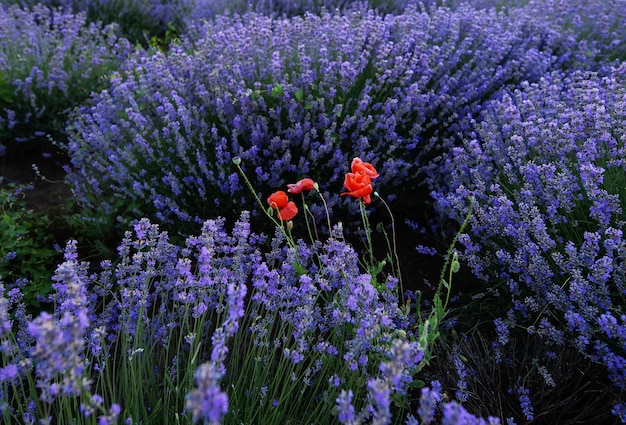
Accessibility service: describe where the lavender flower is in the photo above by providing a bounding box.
[367,378,392,425]
[0,284,11,340]
[185,363,229,424]
[379,338,423,395]
[336,389,357,424]
[416,381,443,425]
[24,242,91,404]
[515,385,534,421]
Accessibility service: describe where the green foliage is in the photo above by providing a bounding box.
[0,181,59,307]
[148,21,182,51]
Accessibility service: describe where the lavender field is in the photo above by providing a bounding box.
[1,0,625,423]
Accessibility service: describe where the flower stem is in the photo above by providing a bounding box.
[359,200,375,272]
[374,192,402,299]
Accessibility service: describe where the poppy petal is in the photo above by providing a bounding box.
[277,201,298,221]
[287,178,316,194]
[267,190,289,209]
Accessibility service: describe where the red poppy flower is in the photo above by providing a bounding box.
[267,190,298,221]
[267,190,288,209]
[287,178,316,194]
[351,157,379,179]
[341,172,373,204]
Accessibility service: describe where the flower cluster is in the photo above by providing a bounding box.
[7,0,187,44]
[264,157,377,225]
[0,206,428,423]
[1,212,260,423]
[185,0,425,23]
[517,0,626,72]
[66,3,565,234]
[0,4,131,150]
[431,65,626,415]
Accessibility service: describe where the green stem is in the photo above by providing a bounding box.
[373,192,402,299]
[233,158,296,250]
[437,196,475,299]
[359,200,375,271]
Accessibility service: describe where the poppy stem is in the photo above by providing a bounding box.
[232,158,296,250]
[359,200,375,273]
[374,191,403,301]
[303,201,319,244]
[436,196,475,307]
[316,190,333,238]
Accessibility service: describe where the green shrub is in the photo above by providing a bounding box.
[0,180,60,308]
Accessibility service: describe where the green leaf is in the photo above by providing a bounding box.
[0,90,13,104]
[408,379,425,389]
[294,88,304,101]
[270,83,284,97]
[442,278,450,290]
[291,261,307,276]
[451,251,460,273]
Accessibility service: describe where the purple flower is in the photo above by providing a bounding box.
[186,363,229,424]
[367,378,392,425]
[0,284,12,339]
[336,389,356,424]
[417,381,442,425]
[515,385,534,421]
[379,339,423,395]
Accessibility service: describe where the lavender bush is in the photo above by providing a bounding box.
[430,329,620,424]
[432,64,626,420]
[66,3,566,235]
[1,0,187,44]
[0,206,471,424]
[0,4,131,151]
[185,0,426,21]
[517,0,626,71]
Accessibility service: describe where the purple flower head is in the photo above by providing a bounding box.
[379,339,423,394]
[27,311,90,402]
[0,283,13,339]
[367,378,392,425]
[336,389,356,424]
[186,362,229,424]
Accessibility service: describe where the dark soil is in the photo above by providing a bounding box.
[0,146,72,212]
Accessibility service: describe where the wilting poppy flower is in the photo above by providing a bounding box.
[341,172,373,204]
[351,157,379,179]
[267,190,298,220]
[287,178,316,194]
